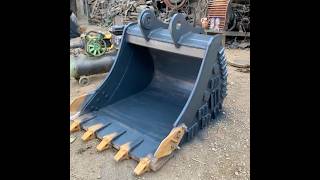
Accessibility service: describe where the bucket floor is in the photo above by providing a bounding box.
[100,83,186,142]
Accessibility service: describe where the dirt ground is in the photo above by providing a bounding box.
[70,48,250,180]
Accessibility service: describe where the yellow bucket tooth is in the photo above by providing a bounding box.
[70,113,97,133]
[114,143,130,161]
[81,123,104,141]
[134,157,151,176]
[96,133,118,152]
[70,120,81,133]
[81,130,95,141]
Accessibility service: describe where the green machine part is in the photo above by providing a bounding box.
[86,38,107,57]
[84,31,113,57]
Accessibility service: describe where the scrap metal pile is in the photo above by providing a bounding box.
[225,0,250,49]
[156,0,196,24]
[86,0,250,34]
[227,0,250,32]
[87,0,155,26]
[105,0,155,25]
[87,0,196,26]
[87,0,108,24]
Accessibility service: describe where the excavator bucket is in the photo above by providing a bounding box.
[70,10,228,176]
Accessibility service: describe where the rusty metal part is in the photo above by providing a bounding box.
[90,0,101,18]
[207,0,230,30]
[231,2,250,32]
[163,0,187,9]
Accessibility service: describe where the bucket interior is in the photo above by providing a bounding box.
[100,44,202,141]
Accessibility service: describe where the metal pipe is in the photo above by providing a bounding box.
[70,42,84,49]
[70,37,84,49]
[70,53,116,79]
